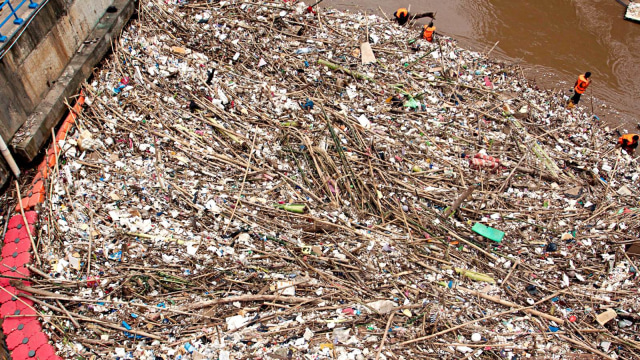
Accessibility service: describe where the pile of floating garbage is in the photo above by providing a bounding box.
[18,0,640,358]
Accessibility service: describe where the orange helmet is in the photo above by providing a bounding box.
[396,8,408,18]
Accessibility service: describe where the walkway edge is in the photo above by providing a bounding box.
[10,0,136,163]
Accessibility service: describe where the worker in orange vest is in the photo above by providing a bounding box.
[567,72,591,108]
[423,22,436,42]
[394,8,410,25]
[617,134,640,155]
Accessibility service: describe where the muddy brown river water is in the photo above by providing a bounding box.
[324,0,640,130]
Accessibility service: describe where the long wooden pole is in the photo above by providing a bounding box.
[444,185,475,217]
[458,286,564,324]
[15,181,41,265]
[375,313,395,360]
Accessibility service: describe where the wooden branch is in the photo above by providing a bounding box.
[398,307,527,346]
[185,295,318,311]
[444,185,475,218]
[318,59,375,82]
[459,286,564,324]
[557,334,615,360]
[15,181,41,265]
[20,294,164,340]
[375,312,395,360]
[411,12,436,20]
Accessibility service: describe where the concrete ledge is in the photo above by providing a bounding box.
[0,0,113,142]
[10,0,135,162]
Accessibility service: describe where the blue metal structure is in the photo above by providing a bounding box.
[0,0,39,42]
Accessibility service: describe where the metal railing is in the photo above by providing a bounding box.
[0,0,40,42]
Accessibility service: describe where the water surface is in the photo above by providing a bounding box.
[324,0,640,129]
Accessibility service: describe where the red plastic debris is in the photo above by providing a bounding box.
[6,225,35,240]
[8,216,23,229]
[0,264,30,278]
[20,318,41,337]
[4,229,21,243]
[31,180,45,195]
[342,308,355,315]
[484,75,494,89]
[3,252,32,269]
[0,295,33,309]
[16,197,30,212]
[0,151,62,358]
[2,244,22,259]
[15,225,35,240]
[35,163,50,178]
[9,331,50,353]
[46,144,61,157]
[6,324,35,350]
[0,300,36,319]
[8,213,38,229]
[31,172,44,184]
[10,343,33,359]
[469,153,502,171]
[28,193,45,209]
[29,331,49,350]
[14,238,31,253]
[0,286,18,303]
[1,239,31,257]
[34,342,57,359]
[86,276,100,288]
[11,336,53,359]
[2,315,38,335]
[15,193,45,212]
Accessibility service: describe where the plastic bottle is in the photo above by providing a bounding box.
[295,47,314,54]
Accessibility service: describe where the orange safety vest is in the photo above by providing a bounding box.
[574,74,590,94]
[619,134,639,146]
[423,25,436,42]
[396,8,408,19]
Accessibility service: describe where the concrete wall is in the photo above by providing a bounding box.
[0,0,112,142]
